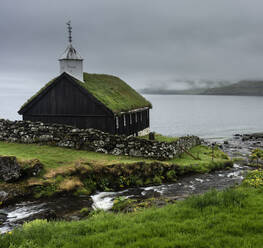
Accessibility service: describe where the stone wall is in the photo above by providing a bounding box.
[0,119,201,160]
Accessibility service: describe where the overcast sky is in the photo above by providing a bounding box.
[2,0,263,119]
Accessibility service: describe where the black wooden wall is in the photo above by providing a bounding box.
[22,77,115,133]
[115,109,150,136]
[22,75,150,135]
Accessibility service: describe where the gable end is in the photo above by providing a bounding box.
[18,73,114,116]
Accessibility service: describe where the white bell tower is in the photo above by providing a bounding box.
[59,21,84,81]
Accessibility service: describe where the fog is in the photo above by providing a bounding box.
[1,0,263,119]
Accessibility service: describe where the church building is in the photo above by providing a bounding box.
[18,22,152,136]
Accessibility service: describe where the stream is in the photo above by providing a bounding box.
[0,135,260,234]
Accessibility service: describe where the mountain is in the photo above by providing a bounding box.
[201,80,263,96]
[141,80,263,96]
[140,88,205,95]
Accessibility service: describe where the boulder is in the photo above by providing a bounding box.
[21,159,43,177]
[0,191,8,202]
[0,156,21,182]
[0,210,7,224]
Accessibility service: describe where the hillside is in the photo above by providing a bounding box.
[140,88,205,95]
[141,80,263,96]
[202,80,263,96]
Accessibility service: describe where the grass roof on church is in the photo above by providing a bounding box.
[19,73,152,114]
[80,73,152,113]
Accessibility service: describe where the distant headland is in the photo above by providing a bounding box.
[140,80,263,96]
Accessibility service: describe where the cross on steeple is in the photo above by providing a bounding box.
[59,21,84,81]
[67,21,72,43]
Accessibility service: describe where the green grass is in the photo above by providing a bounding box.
[169,145,229,165]
[139,133,179,143]
[19,73,152,114]
[82,73,152,113]
[0,142,230,171]
[2,186,263,248]
[0,142,231,195]
[0,141,152,169]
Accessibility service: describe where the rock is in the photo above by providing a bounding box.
[116,144,125,148]
[71,128,80,133]
[38,135,53,142]
[111,148,122,156]
[21,159,43,177]
[0,211,7,223]
[21,209,57,223]
[129,149,142,157]
[149,132,155,140]
[0,156,21,182]
[95,148,108,154]
[141,189,161,198]
[0,191,8,202]
[93,140,105,147]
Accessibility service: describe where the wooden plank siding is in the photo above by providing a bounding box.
[114,110,149,136]
[22,75,149,135]
[22,77,115,133]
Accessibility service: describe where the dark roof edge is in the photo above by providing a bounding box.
[18,74,62,115]
[18,72,114,116]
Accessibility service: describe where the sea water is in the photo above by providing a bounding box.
[1,93,263,138]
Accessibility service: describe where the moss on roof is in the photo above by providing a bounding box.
[81,73,152,113]
[19,73,152,114]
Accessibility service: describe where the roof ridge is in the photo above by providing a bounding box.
[18,72,152,115]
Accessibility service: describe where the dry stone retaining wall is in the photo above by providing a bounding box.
[0,119,201,160]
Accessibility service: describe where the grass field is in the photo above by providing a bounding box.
[0,142,229,170]
[0,141,151,169]
[1,184,263,248]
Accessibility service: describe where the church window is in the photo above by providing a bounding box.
[123,115,126,127]
[116,117,119,129]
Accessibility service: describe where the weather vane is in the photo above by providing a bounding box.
[67,21,72,43]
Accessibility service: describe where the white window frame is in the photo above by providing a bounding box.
[116,116,119,129]
[123,115,126,127]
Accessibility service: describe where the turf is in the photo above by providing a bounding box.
[81,73,152,113]
[0,141,151,169]
[0,142,229,170]
[1,186,263,248]
[169,145,229,166]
